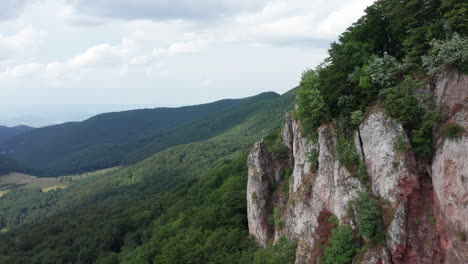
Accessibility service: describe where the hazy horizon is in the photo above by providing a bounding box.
[1,0,375,126]
[0,90,286,127]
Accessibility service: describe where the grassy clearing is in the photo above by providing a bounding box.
[0,167,121,193]
[64,167,121,181]
[41,185,68,192]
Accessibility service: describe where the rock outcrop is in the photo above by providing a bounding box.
[432,71,468,263]
[247,141,275,247]
[358,111,419,207]
[246,71,467,264]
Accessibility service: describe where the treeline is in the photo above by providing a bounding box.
[0,156,35,176]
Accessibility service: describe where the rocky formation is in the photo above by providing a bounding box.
[247,141,276,247]
[246,71,467,263]
[432,71,468,263]
[358,111,419,207]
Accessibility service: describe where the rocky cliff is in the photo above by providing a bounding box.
[247,71,467,264]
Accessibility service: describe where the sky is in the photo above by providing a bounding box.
[0,0,375,126]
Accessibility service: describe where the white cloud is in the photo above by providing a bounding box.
[152,38,210,57]
[0,0,377,81]
[45,39,137,78]
[0,25,46,49]
[70,43,123,67]
[317,0,375,37]
[219,0,376,45]
[0,38,139,80]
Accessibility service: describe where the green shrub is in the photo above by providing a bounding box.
[358,162,369,182]
[281,169,292,197]
[381,76,438,159]
[253,236,297,264]
[273,207,285,229]
[365,55,404,88]
[382,79,422,125]
[308,149,320,171]
[394,135,410,153]
[358,66,378,102]
[351,110,365,126]
[327,214,339,225]
[264,130,290,160]
[336,95,356,133]
[300,69,320,90]
[321,225,356,264]
[96,253,118,264]
[458,231,466,242]
[295,70,330,137]
[336,135,360,171]
[411,110,438,159]
[422,33,468,76]
[441,122,464,139]
[351,192,385,245]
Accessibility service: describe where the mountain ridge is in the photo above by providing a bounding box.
[0,92,280,176]
[0,125,35,144]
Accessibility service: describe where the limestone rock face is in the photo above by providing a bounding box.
[290,117,316,193]
[434,71,468,114]
[432,71,468,263]
[247,141,274,247]
[248,115,365,263]
[313,125,363,221]
[433,132,468,230]
[359,111,419,207]
[387,202,408,260]
[286,123,364,263]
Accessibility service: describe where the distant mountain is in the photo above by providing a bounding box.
[0,94,279,176]
[0,125,35,144]
[45,92,282,175]
[0,116,53,128]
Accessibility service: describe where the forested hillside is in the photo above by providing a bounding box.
[44,92,282,175]
[0,89,296,230]
[0,154,297,264]
[0,98,244,175]
[0,0,466,263]
[0,156,33,176]
[0,125,34,144]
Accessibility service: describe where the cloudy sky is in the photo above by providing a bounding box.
[0,0,375,126]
